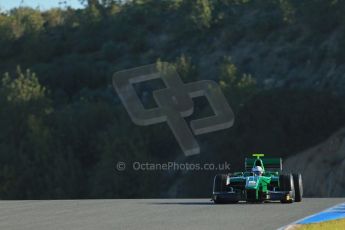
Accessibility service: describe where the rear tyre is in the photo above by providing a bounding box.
[293,173,303,202]
[279,174,295,203]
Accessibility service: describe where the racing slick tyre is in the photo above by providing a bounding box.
[214,174,228,192]
[213,174,234,204]
[279,174,295,203]
[293,173,303,202]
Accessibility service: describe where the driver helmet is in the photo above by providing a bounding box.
[252,166,263,176]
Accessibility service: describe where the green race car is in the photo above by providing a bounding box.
[212,154,303,204]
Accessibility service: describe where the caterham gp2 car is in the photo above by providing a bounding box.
[212,154,303,204]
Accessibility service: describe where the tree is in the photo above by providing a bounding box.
[2,66,46,103]
[190,0,213,29]
[0,66,52,199]
[9,7,44,36]
[174,55,198,82]
[218,57,256,111]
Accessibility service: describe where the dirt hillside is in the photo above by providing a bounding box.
[284,128,345,197]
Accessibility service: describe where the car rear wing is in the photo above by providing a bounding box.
[245,157,282,172]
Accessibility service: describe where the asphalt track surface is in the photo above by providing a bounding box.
[0,198,344,230]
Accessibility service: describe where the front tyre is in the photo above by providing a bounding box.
[213,174,233,204]
[213,174,227,204]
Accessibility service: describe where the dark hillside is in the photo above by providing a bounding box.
[0,0,344,198]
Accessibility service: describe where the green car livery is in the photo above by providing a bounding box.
[212,154,303,204]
